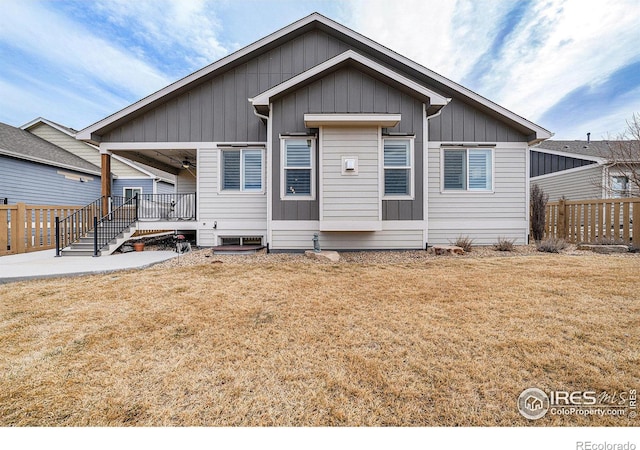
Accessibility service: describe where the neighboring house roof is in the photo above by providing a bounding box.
[21,117,175,184]
[0,121,101,175]
[78,12,551,144]
[534,140,614,159]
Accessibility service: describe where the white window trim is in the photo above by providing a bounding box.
[382,136,415,200]
[440,147,495,194]
[217,148,265,194]
[123,187,143,199]
[280,136,316,201]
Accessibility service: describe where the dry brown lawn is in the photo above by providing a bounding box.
[0,252,638,426]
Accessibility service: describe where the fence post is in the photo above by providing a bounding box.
[633,201,640,248]
[557,199,567,240]
[93,216,99,257]
[55,216,61,257]
[15,203,26,254]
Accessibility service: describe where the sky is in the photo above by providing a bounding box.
[1,0,639,140]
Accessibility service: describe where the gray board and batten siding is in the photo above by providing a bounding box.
[530,150,596,177]
[270,65,424,221]
[97,28,529,146]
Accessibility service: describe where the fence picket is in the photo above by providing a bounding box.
[542,197,639,245]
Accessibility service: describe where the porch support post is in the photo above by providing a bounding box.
[101,153,111,215]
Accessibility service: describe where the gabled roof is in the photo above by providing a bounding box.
[21,117,174,183]
[0,122,101,175]
[251,50,450,115]
[77,12,551,144]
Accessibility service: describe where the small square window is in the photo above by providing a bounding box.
[220,149,263,192]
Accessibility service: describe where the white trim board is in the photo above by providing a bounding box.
[251,50,449,110]
[530,146,605,163]
[530,163,603,181]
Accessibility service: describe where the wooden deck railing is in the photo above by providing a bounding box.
[1,203,81,256]
[544,197,640,246]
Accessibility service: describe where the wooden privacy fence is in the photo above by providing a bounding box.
[0,203,82,256]
[544,197,640,246]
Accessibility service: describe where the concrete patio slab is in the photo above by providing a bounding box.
[0,249,180,284]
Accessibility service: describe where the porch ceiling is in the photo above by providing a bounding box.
[111,149,197,175]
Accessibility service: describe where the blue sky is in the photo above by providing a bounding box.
[1,0,639,139]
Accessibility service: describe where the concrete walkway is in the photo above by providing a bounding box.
[0,249,180,284]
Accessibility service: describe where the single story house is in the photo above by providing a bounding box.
[76,12,551,250]
[530,140,639,201]
[21,118,176,201]
[0,121,102,205]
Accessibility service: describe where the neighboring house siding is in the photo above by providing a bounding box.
[428,98,527,143]
[197,148,267,246]
[271,228,423,250]
[530,150,596,177]
[112,178,154,196]
[531,166,603,202]
[0,155,101,205]
[271,65,425,221]
[156,180,175,195]
[28,123,141,177]
[427,144,528,245]
[321,126,379,223]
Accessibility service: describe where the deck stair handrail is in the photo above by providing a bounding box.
[92,195,139,256]
[55,196,104,256]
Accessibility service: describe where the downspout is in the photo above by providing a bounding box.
[251,101,271,251]
[423,104,447,250]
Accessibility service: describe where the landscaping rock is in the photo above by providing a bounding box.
[304,250,340,262]
[432,245,465,256]
[576,244,629,254]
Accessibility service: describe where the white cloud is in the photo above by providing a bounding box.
[0,1,171,99]
[93,0,229,70]
[344,0,640,135]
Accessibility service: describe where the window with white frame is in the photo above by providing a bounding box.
[221,148,263,192]
[611,175,629,198]
[443,148,493,191]
[124,187,142,201]
[282,138,314,199]
[383,138,413,197]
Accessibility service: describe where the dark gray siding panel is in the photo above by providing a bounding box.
[429,98,527,142]
[271,66,424,221]
[0,156,101,205]
[530,150,596,177]
[100,27,528,145]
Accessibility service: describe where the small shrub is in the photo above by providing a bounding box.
[450,235,474,252]
[494,237,516,252]
[537,237,567,253]
[530,184,548,243]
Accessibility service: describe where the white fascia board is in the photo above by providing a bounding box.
[530,146,606,163]
[0,148,101,176]
[111,154,156,179]
[530,163,604,181]
[252,50,449,108]
[304,113,401,127]
[76,14,326,142]
[20,117,76,137]
[77,12,550,142]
